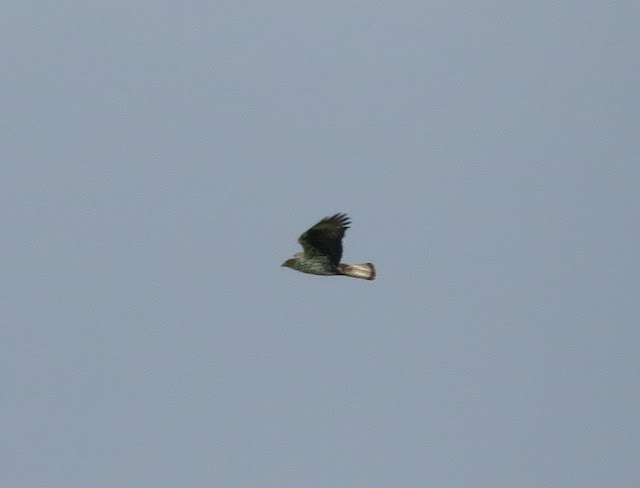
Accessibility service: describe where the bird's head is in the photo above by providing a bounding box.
[282,253,303,269]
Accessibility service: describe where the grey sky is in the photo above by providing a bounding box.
[2,2,639,487]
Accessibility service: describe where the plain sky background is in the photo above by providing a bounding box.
[2,2,639,487]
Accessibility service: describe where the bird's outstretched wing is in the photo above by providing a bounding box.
[298,213,351,265]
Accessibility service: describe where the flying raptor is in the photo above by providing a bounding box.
[281,213,376,280]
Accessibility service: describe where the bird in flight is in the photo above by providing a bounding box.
[281,213,376,280]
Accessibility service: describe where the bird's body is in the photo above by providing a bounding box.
[281,213,376,280]
[283,252,337,276]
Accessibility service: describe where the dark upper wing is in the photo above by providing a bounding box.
[298,213,351,265]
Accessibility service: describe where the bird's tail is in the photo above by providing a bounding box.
[338,263,376,280]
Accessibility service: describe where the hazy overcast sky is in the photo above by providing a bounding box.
[2,2,639,487]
